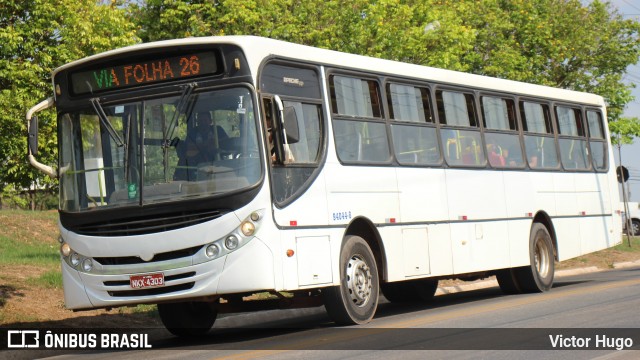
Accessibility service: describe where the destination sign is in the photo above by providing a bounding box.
[70,51,220,95]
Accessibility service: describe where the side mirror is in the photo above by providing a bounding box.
[28,115,38,156]
[283,106,300,144]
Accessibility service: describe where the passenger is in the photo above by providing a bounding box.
[174,112,217,180]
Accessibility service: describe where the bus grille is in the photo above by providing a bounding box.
[74,209,227,236]
[103,272,196,287]
[94,247,202,266]
[108,282,195,297]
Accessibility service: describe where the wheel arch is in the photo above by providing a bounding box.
[533,211,558,261]
[343,216,387,282]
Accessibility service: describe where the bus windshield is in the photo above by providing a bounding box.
[59,86,261,212]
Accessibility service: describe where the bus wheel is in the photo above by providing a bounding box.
[496,268,522,294]
[158,301,217,337]
[323,235,379,325]
[632,219,640,236]
[381,279,438,303]
[516,223,555,292]
[381,281,414,302]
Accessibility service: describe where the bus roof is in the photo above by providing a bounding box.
[53,35,605,107]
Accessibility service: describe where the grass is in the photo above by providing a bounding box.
[27,270,63,289]
[1,209,640,326]
[0,235,60,266]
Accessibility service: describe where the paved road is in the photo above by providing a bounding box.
[7,265,640,360]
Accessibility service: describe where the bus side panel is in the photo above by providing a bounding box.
[503,171,536,268]
[553,173,582,260]
[396,167,453,278]
[578,172,613,255]
[446,169,509,274]
[271,168,330,291]
[324,164,402,282]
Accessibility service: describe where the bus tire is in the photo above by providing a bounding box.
[516,223,555,292]
[414,279,439,301]
[632,219,640,236]
[496,268,523,294]
[323,235,379,325]
[158,301,217,337]
[381,281,414,302]
[381,279,438,303]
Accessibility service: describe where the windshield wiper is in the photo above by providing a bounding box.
[164,83,197,144]
[90,98,124,147]
[163,83,197,182]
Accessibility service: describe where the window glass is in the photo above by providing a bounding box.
[521,102,552,134]
[559,139,589,170]
[59,87,262,212]
[388,83,432,123]
[524,135,559,169]
[485,132,524,168]
[587,110,605,139]
[333,120,390,162]
[440,128,486,166]
[282,101,322,164]
[587,110,607,170]
[391,124,440,165]
[482,96,517,130]
[436,91,478,126]
[331,76,382,118]
[556,106,584,136]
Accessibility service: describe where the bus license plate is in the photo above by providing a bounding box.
[130,273,164,289]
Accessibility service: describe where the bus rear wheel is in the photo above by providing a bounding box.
[497,223,554,294]
[517,223,555,292]
[158,301,217,337]
[381,279,438,303]
[323,235,379,325]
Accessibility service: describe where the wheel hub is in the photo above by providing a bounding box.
[346,255,372,307]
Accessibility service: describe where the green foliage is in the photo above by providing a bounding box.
[0,0,139,194]
[3,0,640,196]
[131,0,640,135]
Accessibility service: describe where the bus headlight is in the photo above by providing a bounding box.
[82,258,93,272]
[225,235,239,250]
[200,209,265,262]
[60,243,71,257]
[60,242,94,273]
[70,253,81,267]
[205,244,220,258]
[240,220,255,237]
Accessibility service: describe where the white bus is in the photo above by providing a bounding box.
[27,36,622,336]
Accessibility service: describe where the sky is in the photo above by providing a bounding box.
[603,0,640,202]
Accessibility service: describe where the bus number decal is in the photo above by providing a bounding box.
[180,56,201,77]
[332,211,352,221]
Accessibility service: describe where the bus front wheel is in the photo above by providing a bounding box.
[158,301,217,337]
[323,235,379,325]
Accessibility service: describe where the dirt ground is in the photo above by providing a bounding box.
[2,246,639,329]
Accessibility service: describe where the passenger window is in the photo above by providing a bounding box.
[282,101,322,164]
[556,105,589,170]
[330,75,382,118]
[587,110,607,171]
[387,83,440,166]
[437,90,485,167]
[333,120,390,163]
[520,101,559,169]
[388,83,433,123]
[436,90,478,127]
[481,96,523,168]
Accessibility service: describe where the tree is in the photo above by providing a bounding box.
[0,0,138,203]
[130,0,640,140]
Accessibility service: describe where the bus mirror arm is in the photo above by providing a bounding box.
[26,97,57,178]
[273,95,300,145]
